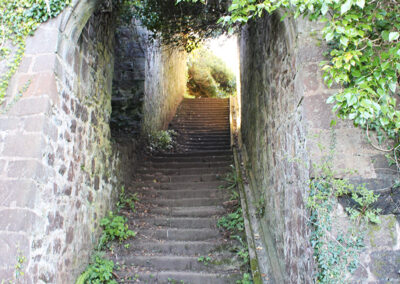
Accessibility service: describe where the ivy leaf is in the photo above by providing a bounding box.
[382,31,390,41]
[325,32,334,41]
[321,3,328,15]
[341,0,352,15]
[326,96,335,104]
[388,32,399,42]
[388,81,397,93]
[356,0,365,9]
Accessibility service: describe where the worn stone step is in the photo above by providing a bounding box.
[141,197,225,207]
[116,271,239,284]
[174,127,229,132]
[137,166,230,175]
[131,217,218,229]
[173,117,229,121]
[150,206,225,217]
[130,181,225,191]
[118,255,237,273]
[182,133,230,138]
[136,173,223,183]
[141,161,232,169]
[148,157,232,164]
[183,139,230,144]
[115,240,222,256]
[155,150,232,158]
[180,145,231,151]
[172,119,229,124]
[134,188,228,199]
[174,128,230,133]
[182,143,230,148]
[138,228,220,241]
[178,129,229,133]
[172,121,229,125]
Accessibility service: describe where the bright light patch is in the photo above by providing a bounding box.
[205,35,239,73]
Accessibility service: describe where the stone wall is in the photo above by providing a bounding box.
[239,12,399,283]
[111,18,147,137]
[142,43,187,134]
[0,1,188,282]
[0,1,134,283]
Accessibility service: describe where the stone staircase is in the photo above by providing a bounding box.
[110,98,243,283]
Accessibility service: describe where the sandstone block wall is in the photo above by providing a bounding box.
[0,1,132,282]
[112,18,147,137]
[239,12,399,283]
[0,1,189,282]
[142,43,187,134]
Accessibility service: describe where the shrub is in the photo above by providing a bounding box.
[187,47,236,98]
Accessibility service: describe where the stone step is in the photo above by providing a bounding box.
[148,156,232,164]
[138,228,220,241]
[141,160,232,169]
[117,255,237,273]
[133,189,228,199]
[150,206,225,217]
[182,133,230,138]
[182,142,230,148]
[131,217,218,229]
[174,118,229,121]
[140,197,226,207]
[183,139,230,144]
[172,119,229,123]
[174,128,230,133]
[130,181,225,191]
[180,131,230,135]
[172,120,229,124]
[179,145,231,151]
[154,150,232,158]
[135,173,223,183]
[137,166,230,175]
[173,126,229,131]
[115,240,222,256]
[116,271,239,284]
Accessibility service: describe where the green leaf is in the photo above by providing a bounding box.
[321,3,328,15]
[388,32,399,42]
[341,0,352,15]
[355,0,365,9]
[325,32,334,41]
[389,81,397,93]
[382,31,390,41]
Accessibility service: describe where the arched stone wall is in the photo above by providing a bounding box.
[0,1,124,282]
[0,0,188,282]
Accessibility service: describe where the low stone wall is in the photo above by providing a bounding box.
[142,43,187,134]
[239,12,399,283]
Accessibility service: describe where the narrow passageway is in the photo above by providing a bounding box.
[108,98,245,283]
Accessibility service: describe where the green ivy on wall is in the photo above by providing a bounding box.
[220,0,399,155]
[0,0,70,103]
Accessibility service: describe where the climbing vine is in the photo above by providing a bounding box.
[306,129,381,282]
[0,0,70,103]
[220,0,400,156]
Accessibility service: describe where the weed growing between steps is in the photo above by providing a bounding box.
[307,130,381,282]
[218,166,253,284]
[116,186,139,213]
[76,252,117,284]
[146,130,177,153]
[98,211,136,250]
[76,187,138,283]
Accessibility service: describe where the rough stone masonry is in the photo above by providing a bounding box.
[0,0,399,283]
[238,12,399,283]
[0,0,186,283]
